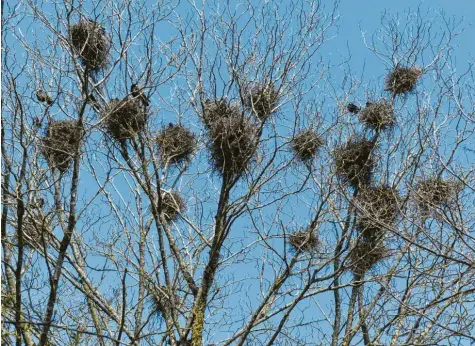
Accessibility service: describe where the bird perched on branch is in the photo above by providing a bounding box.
[366,101,373,107]
[131,83,150,107]
[168,122,174,128]
[36,90,54,105]
[33,117,42,128]
[347,102,360,114]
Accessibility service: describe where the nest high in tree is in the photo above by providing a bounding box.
[151,286,181,316]
[334,137,376,188]
[208,116,259,178]
[243,82,280,121]
[385,66,422,95]
[358,100,395,131]
[156,124,196,166]
[102,98,148,140]
[356,186,400,240]
[18,216,52,250]
[70,20,110,71]
[202,99,240,128]
[159,190,186,223]
[349,239,387,275]
[40,120,83,172]
[292,129,324,163]
[288,229,319,253]
[415,177,460,215]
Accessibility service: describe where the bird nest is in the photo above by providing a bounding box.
[385,66,422,95]
[151,286,181,316]
[40,120,83,172]
[349,239,387,274]
[156,124,196,166]
[356,186,400,240]
[202,99,240,128]
[208,116,259,178]
[69,20,110,71]
[358,101,394,131]
[242,82,280,121]
[415,177,460,215]
[288,229,319,253]
[334,137,376,188]
[159,190,186,223]
[102,98,148,140]
[18,216,53,250]
[292,129,325,163]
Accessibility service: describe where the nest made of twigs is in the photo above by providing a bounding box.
[202,99,240,128]
[151,286,181,316]
[69,20,110,71]
[156,124,196,166]
[356,186,400,240]
[40,120,83,172]
[385,66,422,95]
[208,116,259,178]
[242,82,280,121]
[159,190,186,223]
[17,216,53,249]
[349,239,387,274]
[288,229,319,253]
[292,129,325,163]
[334,137,376,188]
[102,98,148,140]
[358,100,395,131]
[415,177,461,215]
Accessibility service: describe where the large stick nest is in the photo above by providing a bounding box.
[288,229,319,253]
[292,129,325,163]
[358,101,395,131]
[202,99,240,128]
[151,285,181,316]
[349,239,387,274]
[356,186,400,240]
[208,115,259,178]
[385,66,422,95]
[242,82,280,121]
[102,98,148,140]
[40,120,83,172]
[69,20,111,71]
[159,190,186,223]
[17,216,53,250]
[415,177,461,215]
[333,137,376,188]
[156,124,196,166]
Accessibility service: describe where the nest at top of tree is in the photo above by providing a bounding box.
[40,120,84,172]
[333,137,376,188]
[349,239,387,275]
[208,115,259,179]
[242,82,280,121]
[359,100,395,131]
[156,124,196,166]
[356,186,400,241]
[202,99,241,129]
[288,228,319,253]
[69,20,111,71]
[101,98,148,141]
[291,129,325,163]
[158,190,186,223]
[415,177,461,214]
[385,66,422,95]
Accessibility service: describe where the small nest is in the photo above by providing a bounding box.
[334,137,376,188]
[40,120,83,172]
[102,98,148,140]
[159,190,186,223]
[242,82,280,121]
[17,217,52,249]
[415,178,460,215]
[385,66,422,95]
[69,20,110,71]
[208,116,259,178]
[349,239,387,274]
[202,99,240,128]
[156,124,196,165]
[151,286,181,315]
[358,100,395,130]
[288,229,319,252]
[292,129,325,163]
[356,186,400,240]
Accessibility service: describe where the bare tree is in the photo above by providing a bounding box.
[2,1,474,345]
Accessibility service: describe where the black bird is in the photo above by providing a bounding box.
[33,117,42,128]
[36,90,53,106]
[366,101,373,107]
[347,102,360,114]
[131,83,150,107]
[131,83,140,98]
[168,122,174,128]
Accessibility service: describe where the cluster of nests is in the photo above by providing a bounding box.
[241,82,280,121]
[202,99,259,178]
[156,124,196,166]
[414,177,461,217]
[159,190,186,223]
[288,228,319,253]
[40,120,84,172]
[101,98,148,141]
[385,66,422,95]
[334,137,376,188]
[69,20,111,71]
[291,129,325,163]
